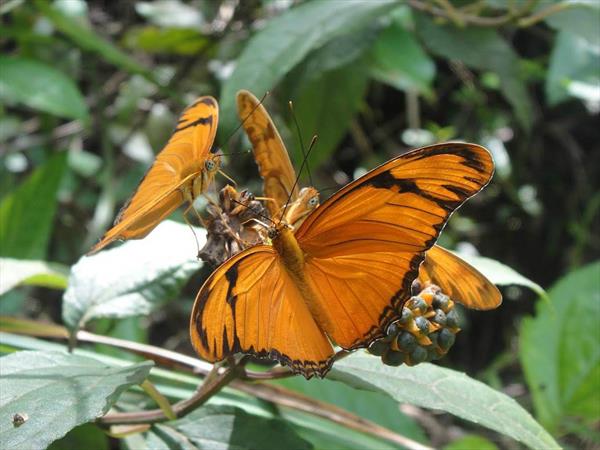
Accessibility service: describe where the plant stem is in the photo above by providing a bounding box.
[98,360,242,425]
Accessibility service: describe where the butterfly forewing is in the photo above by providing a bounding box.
[236,90,298,217]
[296,143,495,350]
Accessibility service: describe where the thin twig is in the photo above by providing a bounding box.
[98,360,244,425]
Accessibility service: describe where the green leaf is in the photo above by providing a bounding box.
[455,253,547,299]
[415,14,534,130]
[331,353,560,449]
[0,258,69,295]
[544,1,600,46]
[62,220,201,334]
[0,152,68,259]
[0,350,152,450]
[123,26,210,55]
[47,424,109,450]
[277,376,426,449]
[220,0,399,135]
[546,31,600,106]
[0,56,88,122]
[520,261,600,432]
[444,435,498,450]
[287,59,370,171]
[146,405,312,450]
[34,0,154,81]
[370,22,435,95]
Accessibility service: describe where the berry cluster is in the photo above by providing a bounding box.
[368,280,461,366]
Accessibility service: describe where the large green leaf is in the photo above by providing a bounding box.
[220,0,399,135]
[34,0,154,81]
[277,376,426,450]
[370,22,435,95]
[0,258,69,295]
[47,424,109,450]
[330,353,559,449]
[287,59,370,171]
[546,31,600,106]
[415,14,534,130]
[0,350,152,450]
[62,220,202,335]
[0,152,68,259]
[520,261,600,432]
[544,1,600,46]
[143,405,312,450]
[0,56,88,122]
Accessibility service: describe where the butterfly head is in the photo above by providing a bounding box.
[282,187,320,229]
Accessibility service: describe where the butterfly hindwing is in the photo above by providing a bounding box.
[190,245,334,378]
[420,245,502,310]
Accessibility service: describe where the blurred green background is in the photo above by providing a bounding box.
[1,0,598,448]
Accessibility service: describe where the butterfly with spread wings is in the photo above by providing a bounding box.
[236,89,501,310]
[89,96,221,254]
[190,139,496,378]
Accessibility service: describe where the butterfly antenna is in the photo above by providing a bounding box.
[288,100,314,187]
[222,91,270,148]
[218,169,238,187]
[279,135,318,223]
[231,198,277,227]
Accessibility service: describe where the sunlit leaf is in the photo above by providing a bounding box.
[0,258,69,295]
[520,261,600,432]
[123,26,209,55]
[0,56,88,122]
[220,0,399,135]
[0,350,152,450]
[62,220,202,335]
[546,31,600,106]
[331,353,560,449]
[455,253,546,299]
[0,152,68,259]
[444,435,498,450]
[544,0,600,46]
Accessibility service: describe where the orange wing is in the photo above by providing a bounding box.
[191,142,494,378]
[420,245,502,310]
[296,143,495,351]
[90,96,219,254]
[236,90,298,217]
[190,246,335,377]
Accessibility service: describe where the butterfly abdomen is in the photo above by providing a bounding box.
[273,227,334,333]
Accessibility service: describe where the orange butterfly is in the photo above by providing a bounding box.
[89,96,221,254]
[190,142,495,378]
[237,90,501,311]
